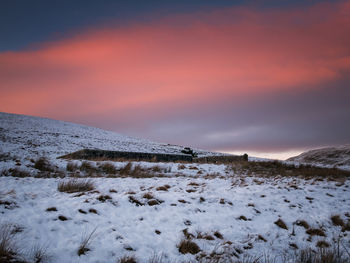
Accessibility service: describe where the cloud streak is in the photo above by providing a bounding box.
[1,1,349,157]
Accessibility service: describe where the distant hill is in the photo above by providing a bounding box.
[287,145,350,168]
[0,112,225,160]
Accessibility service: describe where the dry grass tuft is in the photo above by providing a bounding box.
[142,193,154,199]
[46,207,57,212]
[78,228,97,256]
[89,208,98,214]
[331,215,345,227]
[128,196,144,206]
[58,179,95,193]
[34,157,54,172]
[99,162,117,174]
[9,168,31,178]
[66,162,79,172]
[0,224,21,262]
[274,219,288,230]
[230,160,350,179]
[117,255,137,263]
[80,161,98,173]
[120,162,133,175]
[213,231,223,239]
[306,228,326,237]
[156,186,168,191]
[295,247,348,263]
[96,195,112,202]
[316,240,330,248]
[295,220,310,229]
[30,244,50,263]
[178,239,200,254]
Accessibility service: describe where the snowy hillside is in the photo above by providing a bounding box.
[288,145,350,169]
[0,112,224,160]
[1,112,350,263]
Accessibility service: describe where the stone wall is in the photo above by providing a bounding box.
[59,149,248,163]
[59,149,193,162]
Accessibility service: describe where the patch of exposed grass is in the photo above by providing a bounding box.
[46,207,57,212]
[96,195,112,202]
[178,239,200,254]
[30,244,50,263]
[295,247,348,263]
[34,157,54,172]
[117,255,137,263]
[142,192,154,199]
[9,168,31,178]
[128,196,144,206]
[0,224,21,262]
[78,228,97,256]
[230,160,350,179]
[58,179,95,193]
[213,231,223,239]
[331,215,345,227]
[295,220,310,229]
[99,162,117,174]
[80,161,98,174]
[306,228,326,237]
[66,162,79,172]
[274,219,288,230]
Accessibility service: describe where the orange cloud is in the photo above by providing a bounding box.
[0,1,349,121]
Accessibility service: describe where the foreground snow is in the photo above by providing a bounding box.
[1,173,349,262]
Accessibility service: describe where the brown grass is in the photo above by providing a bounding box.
[120,162,133,175]
[117,255,137,263]
[80,161,98,173]
[9,168,31,178]
[34,157,54,172]
[274,219,288,230]
[99,162,117,174]
[78,228,97,256]
[96,195,112,202]
[331,215,345,227]
[295,220,310,229]
[46,207,57,212]
[295,247,348,263]
[213,231,223,239]
[128,196,144,206]
[66,162,79,172]
[316,240,330,248]
[306,228,326,237]
[178,239,200,254]
[0,224,20,262]
[156,186,168,191]
[147,200,160,206]
[142,193,154,199]
[30,244,50,263]
[230,160,350,179]
[58,179,95,193]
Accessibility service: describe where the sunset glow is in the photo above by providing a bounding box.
[1,1,349,158]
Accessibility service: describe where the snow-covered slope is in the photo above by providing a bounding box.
[0,112,224,160]
[287,145,350,169]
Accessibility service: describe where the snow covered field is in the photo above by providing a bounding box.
[1,112,350,263]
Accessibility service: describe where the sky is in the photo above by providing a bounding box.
[1,0,349,159]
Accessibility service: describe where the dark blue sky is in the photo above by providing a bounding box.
[1,0,324,51]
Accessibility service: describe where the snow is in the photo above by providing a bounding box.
[1,176,349,262]
[1,112,350,262]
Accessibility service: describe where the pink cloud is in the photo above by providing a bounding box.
[0,1,349,121]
